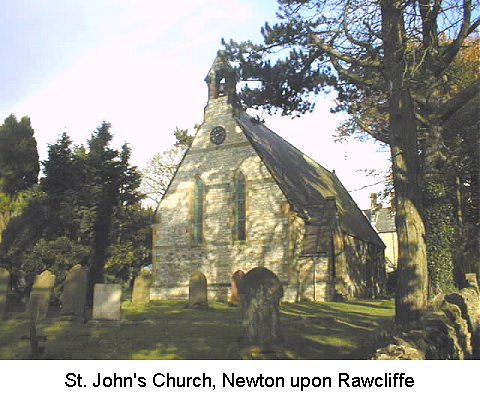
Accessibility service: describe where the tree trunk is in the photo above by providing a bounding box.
[381,0,428,328]
[87,188,115,304]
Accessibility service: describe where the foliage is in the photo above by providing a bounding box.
[0,121,151,300]
[0,115,39,240]
[0,193,49,291]
[222,0,479,323]
[21,237,89,296]
[107,205,153,283]
[173,126,194,148]
[140,146,185,209]
[140,127,194,209]
[443,91,480,280]
[0,115,39,196]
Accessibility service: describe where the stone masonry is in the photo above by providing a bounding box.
[151,94,298,301]
[151,54,384,302]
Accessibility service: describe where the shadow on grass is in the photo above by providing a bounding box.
[0,299,394,360]
[279,299,394,359]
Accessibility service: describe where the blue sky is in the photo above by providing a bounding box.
[0,0,390,209]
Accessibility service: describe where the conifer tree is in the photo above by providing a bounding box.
[223,0,479,327]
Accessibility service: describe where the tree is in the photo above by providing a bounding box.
[0,115,39,240]
[0,193,48,294]
[1,123,149,300]
[441,40,480,281]
[22,237,89,298]
[140,127,193,210]
[40,132,86,240]
[105,203,152,285]
[174,126,194,148]
[222,0,479,327]
[85,122,143,298]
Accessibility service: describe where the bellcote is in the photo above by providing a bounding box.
[205,51,239,107]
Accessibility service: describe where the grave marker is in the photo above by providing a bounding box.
[0,268,9,319]
[189,270,208,308]
[92,284,121,320]
[239,267,283,345]
[230,270,245,305]
[61,264,88,318]
[27,270,55,321]
[132,270,152,305]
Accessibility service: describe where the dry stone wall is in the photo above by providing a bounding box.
[373,286,480,360]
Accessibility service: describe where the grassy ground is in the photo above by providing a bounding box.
[0,299,394,360]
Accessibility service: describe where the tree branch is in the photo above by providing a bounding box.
[329,56,384,89]
[437,1,477,77]
[351,114,390,144]
[309,33,382,68]
[440,80,480,122]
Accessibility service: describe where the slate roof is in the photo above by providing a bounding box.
[235,112,385,249]
[366,208,396,233]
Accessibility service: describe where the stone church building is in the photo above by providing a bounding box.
[151,54,386,302]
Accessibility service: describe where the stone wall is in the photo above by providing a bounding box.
[333,232,385,299]
[372,286,480,359]
[152,88,382,303]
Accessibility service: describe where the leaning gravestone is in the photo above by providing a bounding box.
[239,267,284,345]
[61,264,88,318]
[92,284,121,320]
[27,270,55,321]
[0,268,10,319]
[132,270,152,305]
[230,270,245,305]
[189,270,208,309]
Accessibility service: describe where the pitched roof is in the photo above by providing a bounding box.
[369,208,397,233]
[235,112,385,248]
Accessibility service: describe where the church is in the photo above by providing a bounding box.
[151,54,386,302]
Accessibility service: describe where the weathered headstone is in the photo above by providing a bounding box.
[239,267,283,345]
[93,284,121,320]
[27,270,55,321]
[230,270,245,305]
[465,273,478,288]
[0,267,10,319]
[189,269,208,309]
[132,270,152,305]
[61,264,88,318]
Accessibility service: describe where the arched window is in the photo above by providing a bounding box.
[234,172,246,241]
[192,177,204,244]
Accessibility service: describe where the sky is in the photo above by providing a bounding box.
[0,0,390,210]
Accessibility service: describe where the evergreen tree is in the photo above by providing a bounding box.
[0,115,39,196]
[85,122,123,296]
[222,0,479,327]
[1,122,149,300]
[0,115,39,240]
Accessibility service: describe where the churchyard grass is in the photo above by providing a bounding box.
[0,299,394,359]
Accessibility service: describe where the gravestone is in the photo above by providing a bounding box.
[465,273,478,288]
[189,269,208,309]
[239,267,284,345]
[92,284,121,320]
[132,270,152,305]
[0,268,9,319]
[230,270,245,305]
[27,270,55,321]
[61,264,88,318]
